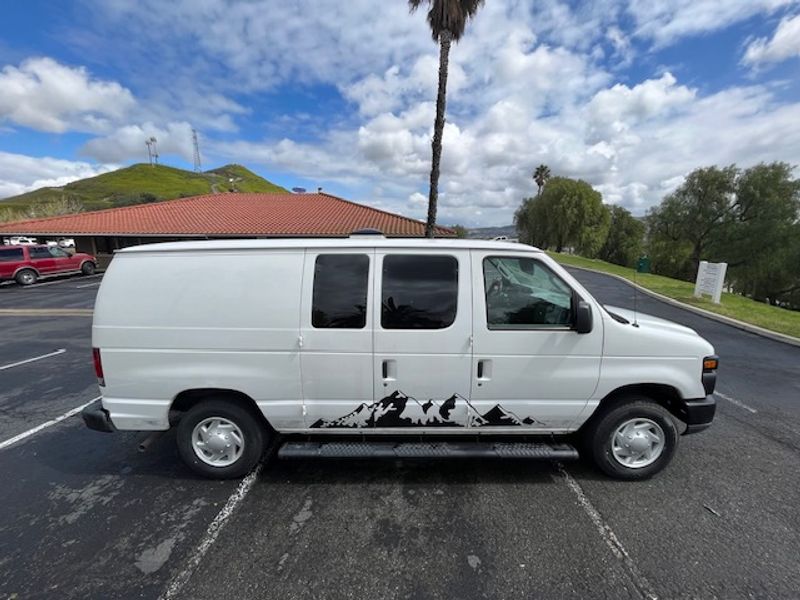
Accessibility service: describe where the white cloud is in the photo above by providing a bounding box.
[0,152,116,199]
[3,1,800,227]
[87,0,432,91]
[585,72,696,143]
[214,68,800,226]
[0,58,135,133]
[343,57,467,117]
[627,0,795,47]
[743,13,800,66]
[81,121,196,163]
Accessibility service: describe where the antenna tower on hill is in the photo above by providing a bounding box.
[192,129,202,172]
[145,137,159,166]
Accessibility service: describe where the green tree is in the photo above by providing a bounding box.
[724,162,800,304]
[515,195,549,248]
[598,205,645,267]
[409,0,484,238]
[451,224,468,238]
[646,165,738,277]
[515,177,610,256]
[533,164,551,197]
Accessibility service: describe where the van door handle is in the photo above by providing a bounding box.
[477,360,491,385]
[382,360,396,386]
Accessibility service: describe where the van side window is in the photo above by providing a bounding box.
[483,257,573,329]
[381,255,458,329]
[29,247,51,259]
[48,247,69,258]
[0,248,24,261]
[312,254,369,329]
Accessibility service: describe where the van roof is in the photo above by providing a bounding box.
[118,238,542,254]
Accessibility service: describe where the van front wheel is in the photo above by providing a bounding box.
[584,398,678,480]
[176,400,266,479]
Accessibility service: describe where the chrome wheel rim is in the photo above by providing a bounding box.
[611,418,665,469]
[191,417,245,467]
[20,272,35,284]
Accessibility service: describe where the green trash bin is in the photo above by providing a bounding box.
[636,256,651,273]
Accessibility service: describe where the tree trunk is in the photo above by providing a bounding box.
[425,30,451,239]
[690,241,703,274]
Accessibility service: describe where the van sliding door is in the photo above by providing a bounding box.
[300,249,375,429]
[370,251,473,430]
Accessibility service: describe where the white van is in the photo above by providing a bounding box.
[82,236,718,480]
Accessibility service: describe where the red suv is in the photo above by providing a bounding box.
[0,245,97,286]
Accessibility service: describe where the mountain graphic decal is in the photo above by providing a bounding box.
[310,391,542,429]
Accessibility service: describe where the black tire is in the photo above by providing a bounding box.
[81,261,96,275]
[176,399,267,479]
[583,397,678,480]
[15,269,38,286]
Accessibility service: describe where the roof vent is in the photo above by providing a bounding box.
[350,228,385,237]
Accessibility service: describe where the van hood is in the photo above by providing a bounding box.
[604,305,698,336]
[601,305,715,358]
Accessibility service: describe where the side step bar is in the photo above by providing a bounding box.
[278,441,579,461]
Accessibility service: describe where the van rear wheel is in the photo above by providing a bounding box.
[176,399,267,479]
[583,397,678,480]
[15,269,37,286]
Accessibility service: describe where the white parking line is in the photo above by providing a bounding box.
[0,348,66,371]
[159,463,264,600]
[21,278,84,289]
[75,281,101,288]
[5,274,102,290]
[0,396,101,451]
[716,391,757,414]
[555,464,658,600]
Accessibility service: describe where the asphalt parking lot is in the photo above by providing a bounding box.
[0,268,798,600]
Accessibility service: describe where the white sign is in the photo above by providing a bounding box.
[694,261,727,304]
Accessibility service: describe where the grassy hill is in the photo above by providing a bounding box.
[0,163,287,214]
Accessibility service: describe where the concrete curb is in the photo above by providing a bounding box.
[563,264,800,349]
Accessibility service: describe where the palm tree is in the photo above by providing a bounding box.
[533,164,551,197]
[409,0,484,238]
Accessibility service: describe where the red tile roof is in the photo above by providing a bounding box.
[0,192,454,237]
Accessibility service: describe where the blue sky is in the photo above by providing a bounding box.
[1,0,799,226]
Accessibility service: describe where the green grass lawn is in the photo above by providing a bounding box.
[548,252,800,339]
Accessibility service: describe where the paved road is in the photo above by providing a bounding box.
[0,269,797,599]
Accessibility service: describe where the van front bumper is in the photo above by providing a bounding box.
[82,403,116,433]
[679,395,716,435]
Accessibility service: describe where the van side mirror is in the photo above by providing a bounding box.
[575,300,593,334]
